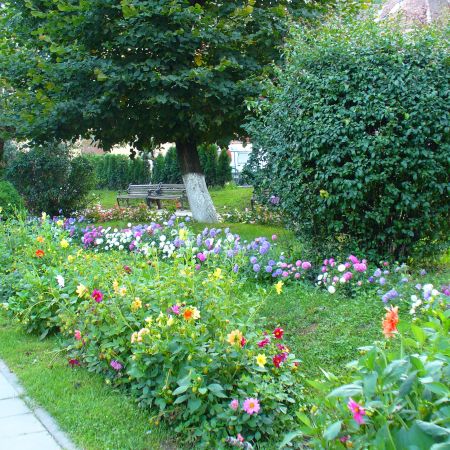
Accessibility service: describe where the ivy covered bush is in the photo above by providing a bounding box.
[246,19,449,259]
[6,142,95,215]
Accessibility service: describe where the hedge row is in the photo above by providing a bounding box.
[152,145,232,187]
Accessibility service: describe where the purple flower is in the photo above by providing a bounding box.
[374,268,382,277]
[379,277,386,286]
[233,264,239,273]
[265,266,273,273]
[368,276,374,283]
[250,256,258,264]
[253,264,261,273]
[110,360,123,371]
[419,269,427,276]
[301,261,312,270]
[196,252,206,262]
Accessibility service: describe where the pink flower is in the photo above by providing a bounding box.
[301,261,312,270]
[348,255,359,264]
[323,259,329,266]
[333,276,339,283]
[243,398,260,415]
[347,398,366,425]
[345,262,351,269]
[229,399,239,410]
[354,263,367,273]
[282,271,289,277]
[195,264,201,270]
[196,252,206,262]
[273,354,284,368]
[321,266,327,273]
[295,273,300,279]
[273,327,284,339]
[110,360,123,371]
[343,272,353,282]
[91,289,103,303]
[271,234,277,241]
[237,434,244,443]
[171,304,180,315]
[295,260,302,267]
[74,330,82,340]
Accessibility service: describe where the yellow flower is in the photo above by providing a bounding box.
[41,212,47,221]
[178,228,188,241]
[112,279,119,293]
[145,316,153,325]
[256,354,267,367]
[167,315,175,326]
[275,281,284,295]
[213,268,222,279]
[319,189,330,199]
[227,329,243,346]
[60,239,69,249]
[36,236,45,243]
[131,297,142,312]
[56,219,64,227]
[119,286,127,297]
[67,255,75,263]
[76,284,88,298]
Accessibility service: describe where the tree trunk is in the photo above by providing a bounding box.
[176,139,218,223]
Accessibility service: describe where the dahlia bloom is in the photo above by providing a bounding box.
[243,398,260,415]
[347,398,366,425]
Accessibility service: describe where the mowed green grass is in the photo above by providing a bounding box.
[92,186,253,210]
[0,314,175,450]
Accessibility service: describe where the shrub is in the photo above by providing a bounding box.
[246,19,450,259]
[151,154,166,183]
[217,148,233,186]
[0,180,25,218]
[6,142,95,215]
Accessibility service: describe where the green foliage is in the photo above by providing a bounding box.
[217,148,233,186]
[198,144,218,186]
[246,19,450,260]
[162,146,183,183]
[0,0,331,151]
[151,154,166,183]
[0,180,25,218]
[295,307,450,449]
[89,154,151,189]
[6,143,95,215]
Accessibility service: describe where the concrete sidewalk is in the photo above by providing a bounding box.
[0,359,77,450]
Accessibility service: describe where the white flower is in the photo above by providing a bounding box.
[411,295,418,302]
[56,275,65,288]
[327,286,336,294]
[431,289,439,297]
[317,274,323,281]
[339,277,346,283]
[338,264,346,272]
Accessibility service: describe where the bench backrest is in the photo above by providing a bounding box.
[127,184,157,194]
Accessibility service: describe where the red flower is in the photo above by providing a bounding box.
[258,337,270,348]
[240,336,246,347]
[68,359,80,367]
[273,327,284,339]
[123,265,132,274]
[273,354,284,368]
[35,249,45,258]
[91,289,104,303]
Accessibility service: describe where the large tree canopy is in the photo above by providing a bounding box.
[0,0,332,220]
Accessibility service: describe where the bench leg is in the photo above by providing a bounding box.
[156,199,162,210]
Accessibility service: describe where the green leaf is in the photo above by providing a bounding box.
[328,383,362,398]
[416,420,450,439]
[173,394,189,404]
[188,397,202,412]
[323,421,342,441]
[172,385,189,396]
[278,430,302,449]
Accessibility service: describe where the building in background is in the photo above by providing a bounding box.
[228,139,252,184]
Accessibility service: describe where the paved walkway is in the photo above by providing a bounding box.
[0,360,77,450]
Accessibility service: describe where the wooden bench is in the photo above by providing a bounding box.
[117,184,158,207]
[251,189,279,210]
[148,184,187,209]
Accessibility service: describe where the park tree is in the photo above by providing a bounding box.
[0,0,333,222]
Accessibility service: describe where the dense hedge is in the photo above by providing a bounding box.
[152,145,232,187]
[6,142,95,215]
[246,19,449,259]
[88,154,151,190]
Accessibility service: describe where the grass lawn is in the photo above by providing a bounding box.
[91,185,253,211]
[0,314,174,450]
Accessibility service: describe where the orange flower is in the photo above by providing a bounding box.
[183,307,200,321]
[36,236,45,243]
[382,306,399,338]
[35,249,45,258]
[227,329,243,346]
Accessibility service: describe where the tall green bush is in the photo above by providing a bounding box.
[151,154,166,183]
[216,148,232,186]
[246,19,450,259]
[162,147,182,184]
[0,180,25,218]
[6,142,95,215]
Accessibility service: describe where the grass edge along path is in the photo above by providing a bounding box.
[0,313,175,450]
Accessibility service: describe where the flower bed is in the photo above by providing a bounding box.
[0,214,448,449]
